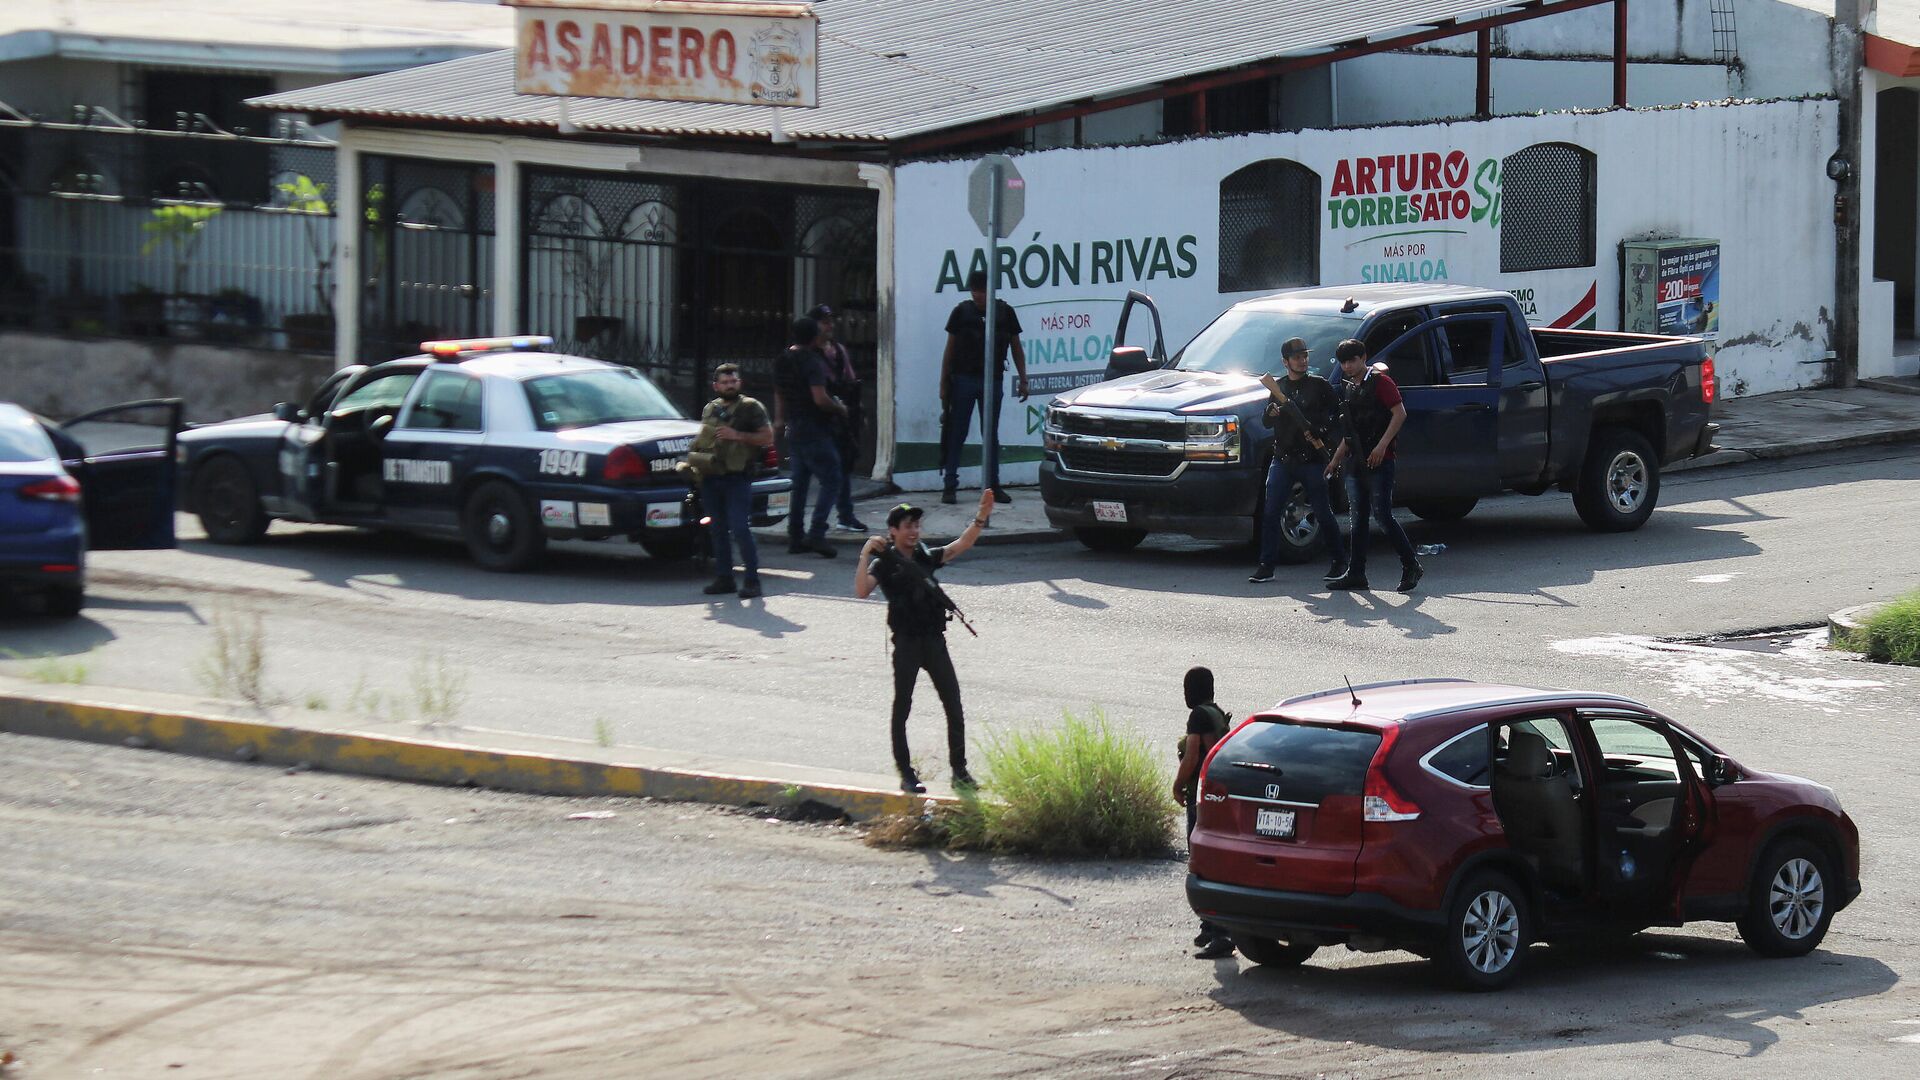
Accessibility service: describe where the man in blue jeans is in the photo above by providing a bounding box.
[694,363,773,598]
[1326,338,1423,593]
[773,316,846,558]
[1250,337,1346,583]
[940,270,1029,504]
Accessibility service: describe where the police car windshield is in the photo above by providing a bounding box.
[524,368,682,431]
[1173,310,1355,382]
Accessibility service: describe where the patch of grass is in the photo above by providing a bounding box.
[592,716,615,748]
[868,708,1176,858]
[28,656,88,684]
[193,605,276,707]
[303,691,327,711]
[1842,588,1920,665]
[411,652,468,728]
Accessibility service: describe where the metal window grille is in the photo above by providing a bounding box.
[1499,142,1596,274]
[1218,159,1320,293]
[0,104,339,350]
[519,167,877,419]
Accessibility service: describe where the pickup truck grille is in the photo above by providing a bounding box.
[1060,447,1183,477]
[1058,413,1185,442]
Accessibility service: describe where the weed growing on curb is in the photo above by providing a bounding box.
[411,652,468,728]
[194,605,276,707]
[27,656,88,684]
[867,708,1175,858]
[303,692,327,711]
[592,716,615,748]
[1840,587,1920,665]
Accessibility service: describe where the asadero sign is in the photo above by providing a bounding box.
[510,4,818,107]
[523,19,739,84]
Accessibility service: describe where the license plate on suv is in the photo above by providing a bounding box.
[1092,500,1128,523]
[1254,808,1296,838]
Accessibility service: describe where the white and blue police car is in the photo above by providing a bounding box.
[178,336,791,571]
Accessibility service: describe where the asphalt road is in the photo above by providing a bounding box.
[1,446,1915,784]
[2,446,1919,1077]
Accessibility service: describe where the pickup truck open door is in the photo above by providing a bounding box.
[1364,310,1504,501]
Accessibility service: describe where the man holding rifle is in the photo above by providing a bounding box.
[1249,337,1346,584]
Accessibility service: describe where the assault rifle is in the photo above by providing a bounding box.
[1258,374,1329,455]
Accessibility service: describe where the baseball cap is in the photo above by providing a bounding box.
[807,303,835,320]
[886,502,924,528]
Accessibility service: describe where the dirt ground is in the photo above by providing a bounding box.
[3,733,1915,1080]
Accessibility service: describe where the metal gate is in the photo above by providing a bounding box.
[359,155,496,361]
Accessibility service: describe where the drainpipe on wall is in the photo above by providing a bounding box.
[1833,0,1866,388]
[857,162,896,481]
[334,138,361,371]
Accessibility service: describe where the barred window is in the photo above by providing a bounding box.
[1218,159,1320,293]
[1499,142,1596,273]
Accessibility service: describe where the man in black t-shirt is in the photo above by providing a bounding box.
[1170,666,1234,958]
[853,493,996,794]
[940,270,1030,504]
[773,316,847,556]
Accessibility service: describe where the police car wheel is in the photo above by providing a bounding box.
[462,480,546,572]
[193,455,269,545]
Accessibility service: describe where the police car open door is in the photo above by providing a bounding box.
[55,399,183,549]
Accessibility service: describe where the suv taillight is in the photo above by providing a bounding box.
[1701,356,1716,405]
[19,476,81,502]
[603,446,649,483]
[1361,726,1421,822]
[761,445,779,471]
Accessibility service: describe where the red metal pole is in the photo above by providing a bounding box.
[1477,27,1492,117]
[1613,0,1628,107]
[1191,91,1208,135]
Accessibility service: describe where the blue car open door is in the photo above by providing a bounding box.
[58,399,183,550]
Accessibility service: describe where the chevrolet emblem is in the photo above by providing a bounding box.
[1102,437,1119,451]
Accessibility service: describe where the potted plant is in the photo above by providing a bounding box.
[276,173,336,352]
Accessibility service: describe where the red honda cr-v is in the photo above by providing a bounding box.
[1186,679,1861,989]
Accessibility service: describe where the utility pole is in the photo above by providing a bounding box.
[1832,0,1866,388]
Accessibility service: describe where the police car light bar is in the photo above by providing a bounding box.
[420,335,555,358]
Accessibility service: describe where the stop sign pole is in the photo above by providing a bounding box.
[968,155,1024,498]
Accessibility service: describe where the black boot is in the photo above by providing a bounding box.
[1326,571,1370,591]
[1397,562,1424,593]
[899,770,926,794]
[702,577,736,595]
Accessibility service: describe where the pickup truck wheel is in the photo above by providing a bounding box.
[1073,526,1147,553]
[1574,428,1660,532]
[192,456,269,545]
[462,480,545,572]
[1409,498,1477,522]
[1263,481,1325,565]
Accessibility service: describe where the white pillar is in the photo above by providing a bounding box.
[333,137,361,370]
[858,162,895,481]
[492,148,521,335]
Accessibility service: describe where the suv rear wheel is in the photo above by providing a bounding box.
[1437,871,1531,990]
[1737,837,1835,957]
[1233,935,1318,968]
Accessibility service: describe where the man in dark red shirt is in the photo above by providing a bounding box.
[1326,339,1423,593]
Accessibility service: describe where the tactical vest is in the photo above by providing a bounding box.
[1342,373,1392,457]
[698,396,766,474]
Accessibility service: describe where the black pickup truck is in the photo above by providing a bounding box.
[1040,284,1716,558]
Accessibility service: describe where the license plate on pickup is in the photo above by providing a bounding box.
[1254,808,1296,838]
[766,491,791,515]
[1092,500,1128,523]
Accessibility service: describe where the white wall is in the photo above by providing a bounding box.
[891,98,1838,489]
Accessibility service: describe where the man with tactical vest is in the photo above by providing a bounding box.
[689,363,775,598]
[1250,337,1347,584]
[853,493,996,794]
[1326,338,1424,593]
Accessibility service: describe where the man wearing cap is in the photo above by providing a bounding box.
[940,269,1029,505]
[809,303,868,532]
[854,490,996,793]
[773,315,847,558]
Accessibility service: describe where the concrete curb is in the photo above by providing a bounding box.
[1828,603,1883,650]
[0,689,950,822]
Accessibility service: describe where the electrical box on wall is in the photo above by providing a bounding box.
[1622,238,1720,345]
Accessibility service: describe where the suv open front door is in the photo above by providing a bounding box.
[1576,710,1716,922]
[57,399,183,550]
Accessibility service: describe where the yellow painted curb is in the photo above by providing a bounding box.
[0,690,947,822]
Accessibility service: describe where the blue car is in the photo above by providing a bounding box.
[177,337,792,572]
[0,400,181,616]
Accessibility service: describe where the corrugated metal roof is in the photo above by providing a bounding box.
[250,1,1605,143]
